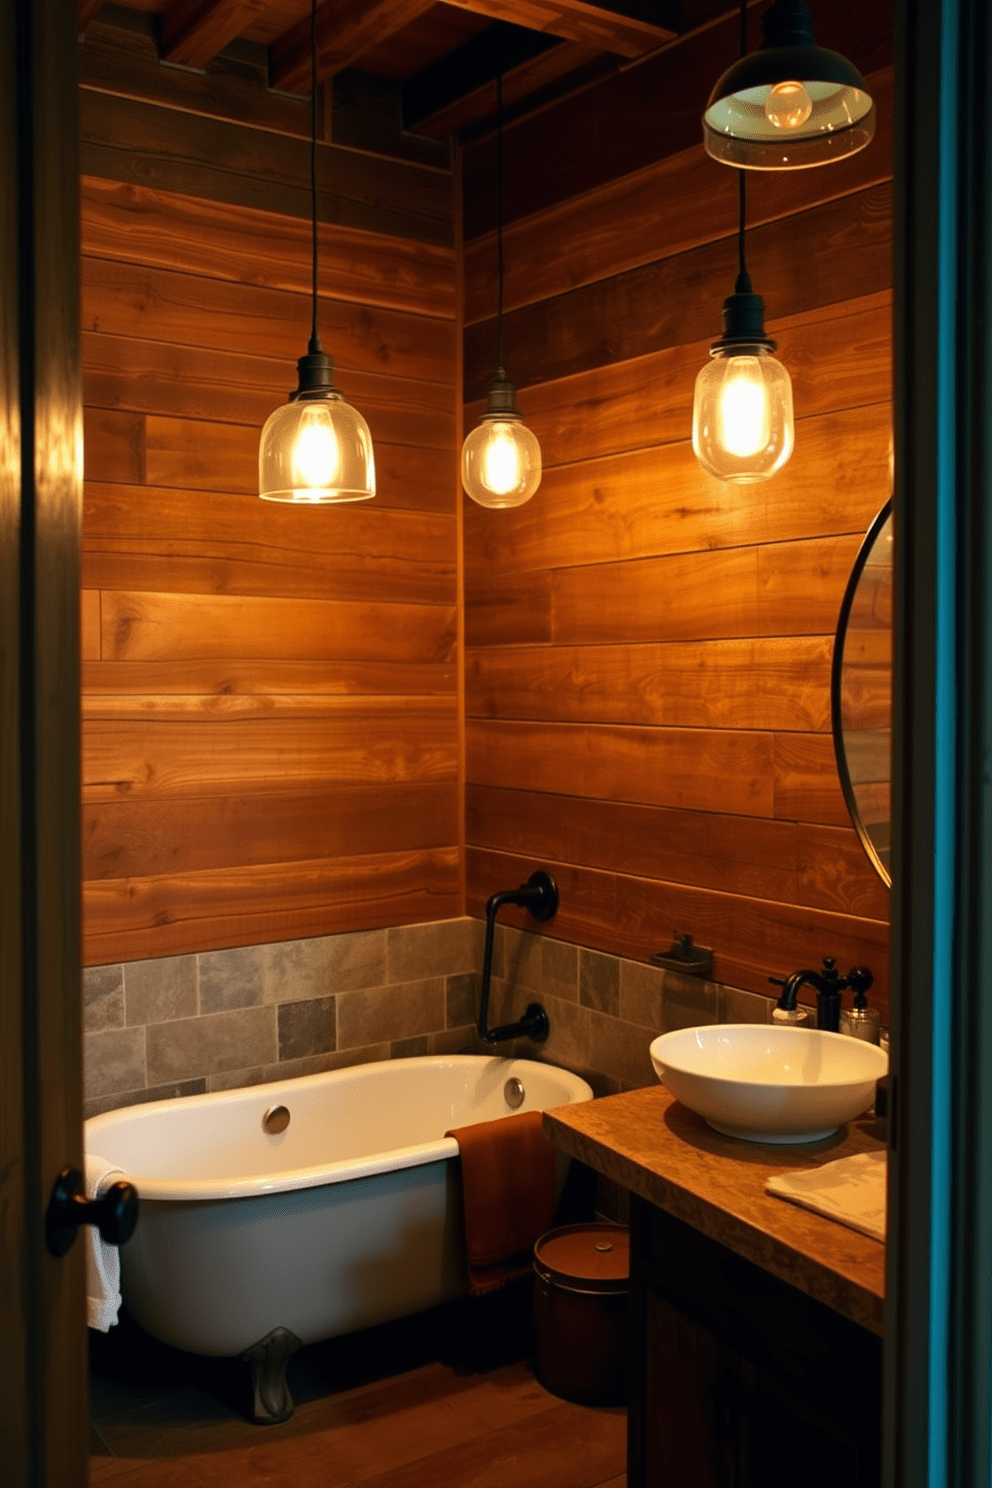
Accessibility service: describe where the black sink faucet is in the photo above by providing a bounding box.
[770,956,874,1032]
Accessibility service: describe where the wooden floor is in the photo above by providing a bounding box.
[89,1289,626,1488]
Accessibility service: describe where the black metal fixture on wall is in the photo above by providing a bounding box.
[461,67,542,509]
[702,0,876,171]
[258,0,375,503]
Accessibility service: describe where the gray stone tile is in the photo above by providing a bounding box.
[206,1067,266,1093]
[392,1036,429,1059]
[123,955,197,1027]
[84,965,125,1034]
[428,1025,485,1056]
[720,983,773,1024]
[446,972,478,1029]
[325,929,388,991]
[261,1045,391,1082]
[540,938,579,1000]
[500,926,543,993]
[541,995,593,1076]
[587,1009,658,1089]
[83,1027,146,1101]
[337,978,446,1050]
[619,959,665,1030]
[387,919,481,984]
[277,994,337,1062]
[580,948,620,1016]
[261,935,332,1003]
[197,945,264,1014]
[83,1078,205,1120]
[145,1006,276,1085]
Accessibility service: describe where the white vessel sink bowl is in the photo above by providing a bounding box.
[649,1024,888,1144]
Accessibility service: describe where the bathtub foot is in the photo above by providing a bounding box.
[239,1326,302,1424]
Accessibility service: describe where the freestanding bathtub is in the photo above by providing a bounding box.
[84,1054,593,1421]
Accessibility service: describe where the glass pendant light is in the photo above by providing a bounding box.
[259,0,374,503]
[461,70,541,510]
[692,170,794,483]
[703,0,875,171]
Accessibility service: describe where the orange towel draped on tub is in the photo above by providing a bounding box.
[445,1110,557,1296]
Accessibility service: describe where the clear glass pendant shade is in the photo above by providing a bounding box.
[692,350,794,483]
[259,393,375,504]
[462,415,541,509]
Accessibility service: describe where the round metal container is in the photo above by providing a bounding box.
[532,1222,629,1406]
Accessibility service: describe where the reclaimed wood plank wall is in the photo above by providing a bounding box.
[79,11,460,965]
[460,0,895,1013]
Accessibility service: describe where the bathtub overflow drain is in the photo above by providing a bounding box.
[504,1077,525,1109]
[263,1104,290,1134]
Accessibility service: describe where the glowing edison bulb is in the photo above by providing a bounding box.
[718,358,770,457]
[292,413,340,489]
[462,415,541,508]
[692,350,793,484]
[765,80,814,131]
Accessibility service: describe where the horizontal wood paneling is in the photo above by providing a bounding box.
[464,183,893,399]
[461,32,893,1016]
[466,719,776,817]
[81,590,101,661]
[80,21,459,964]
[465,637,833,731]
[84,846,462,964]
[99,591,456,664]
[463,70,894,324]
[80,88,453,246]
[84,783,458,880]
[81,177,456,320]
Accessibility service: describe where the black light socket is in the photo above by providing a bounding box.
[483,368,521,418]
[712,289,777,356]
[291,345,339,401]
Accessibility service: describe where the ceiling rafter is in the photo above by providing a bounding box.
[442,0,677,58]
[270,0,437,94]
[160,0,270,69]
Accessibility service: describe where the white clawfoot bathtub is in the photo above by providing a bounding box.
[85,1055,592,1381]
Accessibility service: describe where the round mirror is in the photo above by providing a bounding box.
[831,499,892,887]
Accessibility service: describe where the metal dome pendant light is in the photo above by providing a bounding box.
[259,0,374,503]
[461,70,541,509]
[703,0,875,171]
[692,168,794,483]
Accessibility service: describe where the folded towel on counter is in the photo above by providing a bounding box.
[445,1110,557,1296]
[85,1153,126,1332]
[765,1150,887,1242]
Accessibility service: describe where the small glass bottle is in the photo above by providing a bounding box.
[840,987,881,1044]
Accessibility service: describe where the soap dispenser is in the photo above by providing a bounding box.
[840,985,881,1045]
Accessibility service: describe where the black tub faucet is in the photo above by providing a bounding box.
[770,956,874,1033]
[477,870,558,1044]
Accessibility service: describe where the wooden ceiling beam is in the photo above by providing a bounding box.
[269,0,436,95]
[442,0,677,58]
[78,0,106,32]
[160,0,269,69]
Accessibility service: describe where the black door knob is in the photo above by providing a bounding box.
[45,1166,139,1258]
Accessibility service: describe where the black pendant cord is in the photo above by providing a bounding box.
[495,67,505,378]
[309,0,320,357]
[734,0,751,297]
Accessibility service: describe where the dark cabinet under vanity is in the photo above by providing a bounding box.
[629,1197,881,1486]
[542,1086,886,1488]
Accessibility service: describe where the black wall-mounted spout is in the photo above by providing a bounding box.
[770,956,874,1033]
[477,870,557,1043]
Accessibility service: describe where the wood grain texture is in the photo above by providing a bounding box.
[774,734,856,828]
[466,784,799,903]
[83,846,461,964]
[465,636,833,731]
[464,405,888,578]
[463,68,893,322]
[82,657,456,696]
[466,719,776,816]
[798,823,891,921]
[81,253,453,394]
[464,183,893,399]
[464,297,892,469]
[99,590,457,664]
[81,590,101,661]
[445,0,675,55]
[160,0,271,69]
[84,782,458,879]
[82,483,457,606]
[271,0,436,92]
[80,87,453,247]
[81,178,456,320]
[82,697,458,803]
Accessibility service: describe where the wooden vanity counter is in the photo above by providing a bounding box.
[543,1084,886,1336]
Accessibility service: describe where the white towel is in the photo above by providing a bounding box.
[765,1150,887,1242]
[84,1153,126,1332]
